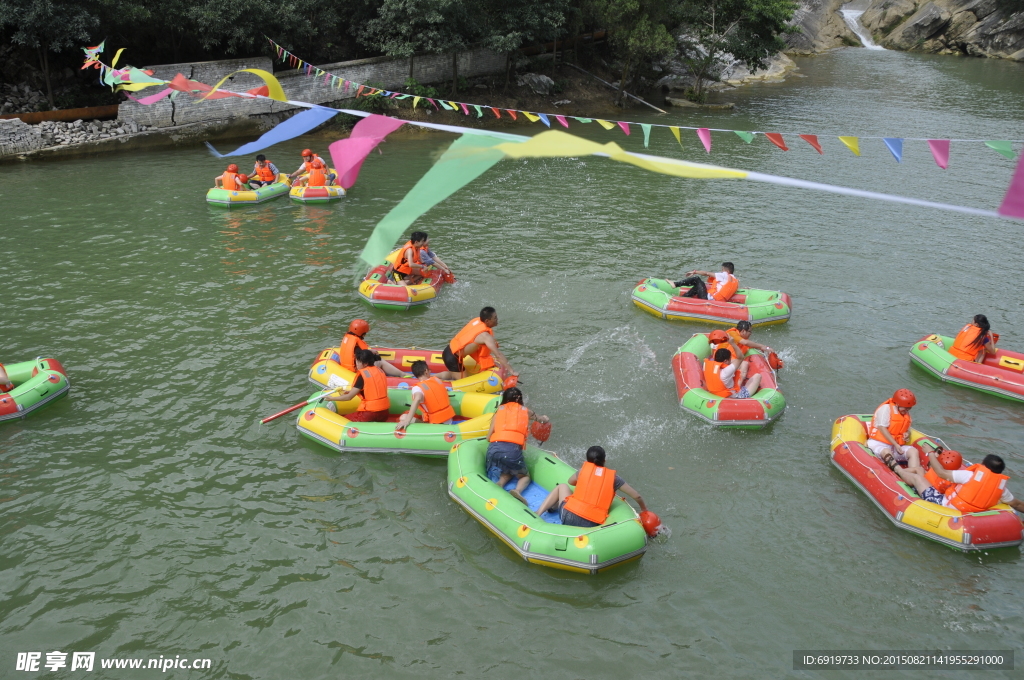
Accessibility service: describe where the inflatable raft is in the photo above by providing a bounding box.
[296,388,499,456]
[309,346,506,395]
[910,334,1024,403]
[447,439,648,574]
[632,278,791,326]
[205,174,291,206]
[289,170,345,203]
[830,414,1023,551]
[0,357,70,423]
[358,248,455,310]
[672,333,785,428]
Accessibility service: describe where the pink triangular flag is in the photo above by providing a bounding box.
[460,102,469,115]
[617,121,630,135]
[927,139,950,169]
[555,115,569,128]
[998,150,1024,219]
[697,128,711,154]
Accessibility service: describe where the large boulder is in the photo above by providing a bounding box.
[863,0,1024,57]
[785,0,862,53]
[515,73,555,95]
[861,0,920,35]
[881,2,952,48]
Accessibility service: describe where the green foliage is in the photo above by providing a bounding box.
[404,77,439,98]
[592,0,678,104]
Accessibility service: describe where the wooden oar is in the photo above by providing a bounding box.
[260,387,340,424]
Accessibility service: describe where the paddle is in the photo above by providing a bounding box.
[260,387,340,424]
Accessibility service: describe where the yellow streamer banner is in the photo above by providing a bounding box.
[595,119,615,130]
[838,136,861,156]
[493,130,747,180]
[200,68,287,102]
[111,48,126,68]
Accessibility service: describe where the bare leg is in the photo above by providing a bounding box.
[744,373,762,394]
[377,361,407,378]
[497,472,512,488]
[536,483,572,516]
[902,445,922,471]
[433,371,457,381]
[738,360,749,385]
[893,464,932,495]
[510,474,530,504]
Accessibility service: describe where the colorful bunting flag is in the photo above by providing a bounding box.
[641,124,651,149]
[329,114,407,189]
[670,127,682,147]
[523,112,539,123]
[595,119,615,130]
[734,131,754,144]
[555,115,569,128]
[575,118,592,123]
[927,140,949,169]
[537,113,551,128]
[506,110,517,120]
[697,128,711,154]
[765,133,789,151]
[838,136,861,156]
[474,105,483,118]
[985,141,1016,160]
[799,134,823,154]
[459,102,469,115]
[491,107,501,119]
[617,121,630,136]
[883,138,903,163]
[998,152,1024,219]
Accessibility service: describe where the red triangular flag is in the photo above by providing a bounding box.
[765,133,789,151]
[490,107,501,119]
[799,134,823,154]
[506,110,518,121]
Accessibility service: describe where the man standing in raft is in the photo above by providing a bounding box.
[289,149,336,187]
[867,389,921,470]
[249,154,280,188]
[395,361,456,430]
[536,446,649,527]
[321,349,391,422]
[888,450,1024,513]
[948,314,998,363]
[673,262,739,301]
[437,307,516,380]
[337,319,406,377]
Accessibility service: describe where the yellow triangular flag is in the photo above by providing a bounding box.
[522,111,540,123]
[838,136,861,156]
[595,119,615,130]
[413,96,420,109]
[670,126,681,146]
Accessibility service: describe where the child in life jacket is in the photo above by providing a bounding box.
[891,451,1024,513]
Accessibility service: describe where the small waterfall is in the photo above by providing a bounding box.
[840,8,886,50]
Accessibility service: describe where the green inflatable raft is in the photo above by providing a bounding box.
[447,439,648,574]
[0,357,70,423]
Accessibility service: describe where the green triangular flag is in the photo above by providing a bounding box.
[734,131,755,144]
[474,105,483,118]
[574,118,593,123]
[640,124,652,148]
[985,141,1016,160]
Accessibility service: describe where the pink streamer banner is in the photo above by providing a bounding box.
[697,128,712,154]
[927,139,950,169]
[617,121,630,136]
[998,151,1024,219]
[126,87,173,105]
[328,114,408,189]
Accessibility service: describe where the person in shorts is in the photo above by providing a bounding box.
[484,387,548,504]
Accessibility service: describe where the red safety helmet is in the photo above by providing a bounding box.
[226,163,239,172]
[348,319,370,336]
[530,420,552,443]
[301,148,313,157]
[238,174,249,183]
[892,388,917,408]
[708,330,728,344]
[639,511,662,537]
[937,449,963,470]
[767,351,785,370]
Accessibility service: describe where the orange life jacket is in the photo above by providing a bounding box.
[255,161,276,182]
[338,333,368,372]
[305,155,327,187]
[356,366,389,412]
[449,318,495,370]
[395,241,422,275]
[924,466,954,494]
[702,358,734,398]
[563,462,617,524]
[715,328,745,360]
[948,324,987,361]
[488,402,529,445]
[944,463,1009,513]
[708,273,739,301]
[416,376,455,424]
[220,171,242,190]
[868,400,911,446]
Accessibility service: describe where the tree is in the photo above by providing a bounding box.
[676,0,795,102]
[480,0,569,86]
[0,0,98,108]
[593,0,677,106]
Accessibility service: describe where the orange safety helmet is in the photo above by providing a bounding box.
[226,163,239,172]
[530,420,552,443]
[639,510,662,537]
[348,319,370,336]
[238,174,249,183]
[301,148,313,157]
[892,388,917,408]
[937,449,963,470]
[708,330,728,344]
[767,351,785,370]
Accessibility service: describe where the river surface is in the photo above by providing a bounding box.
[2,47,1023,678]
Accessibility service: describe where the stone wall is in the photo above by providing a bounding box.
[117,48,507,129]
[0,118,43,155]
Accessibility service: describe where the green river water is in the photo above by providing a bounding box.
[2,47,1023,678]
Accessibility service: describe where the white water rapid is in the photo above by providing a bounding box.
[841,9,886,50]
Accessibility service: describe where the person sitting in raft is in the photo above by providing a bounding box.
[948,314,998,363]
[338,319,406,378]
[289,149,336,187]
[888,450,1024,513]
[249,154,280,188]
[536,446,648,527]
[703,347,762,399]
[214,164,246,190]
[394,361,457,430]
[321,349,390,422]
[436,307,516,380]
[0,363,13,392]
[392,232,429,285]
[867,389,921,470]
[673,262,739,301]
[484,387,550,505]
[418,236,452,278]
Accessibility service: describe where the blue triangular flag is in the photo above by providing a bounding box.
[883,137,903,163]
[537,113,551,128]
